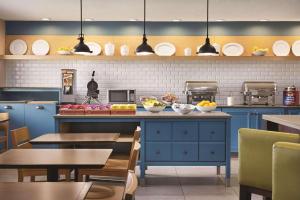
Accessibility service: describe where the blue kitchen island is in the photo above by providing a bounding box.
[54,111,231,185]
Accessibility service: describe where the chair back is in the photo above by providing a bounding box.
[0,113,9,122]
[124,170,138,200]
[0,113,9,152]
[11,127,32,149]
[128,142,141,171]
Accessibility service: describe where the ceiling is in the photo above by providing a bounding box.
[0,0,300,22]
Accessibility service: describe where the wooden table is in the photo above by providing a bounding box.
[263,115,300,134]
[30,133,120,145]
[0,149,112,182]
[0,182,92,200]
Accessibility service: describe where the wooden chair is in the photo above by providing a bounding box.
[0,113,9,153]
[11,127,71,182]
[85,170,138,200]
[78,140,141,182]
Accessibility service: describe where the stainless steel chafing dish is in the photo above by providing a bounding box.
[242,81,277,105]
[183,81,218,105]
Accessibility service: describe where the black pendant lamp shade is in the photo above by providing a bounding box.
[197,0,218,55]
[74,0,92,54]
[136,0,154,55]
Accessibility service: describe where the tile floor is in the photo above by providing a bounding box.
[0,157,264,200]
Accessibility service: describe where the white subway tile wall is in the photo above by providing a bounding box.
[4,60,300,105]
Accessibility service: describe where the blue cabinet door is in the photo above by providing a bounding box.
[146,142,172,161]
[199,142,225,162]
[286,108,300,115]
[172,142,198,161]
[173,122,198,141]
[252,108,285,129]
[25,104,56,139]
[145,122,172,141]
[222,108,250,152]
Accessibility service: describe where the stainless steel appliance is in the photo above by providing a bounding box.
[242,81,276,105]
[61,69,76,103]
[108,89,136,104]
[283,85,299,106]
[183,81,218,105]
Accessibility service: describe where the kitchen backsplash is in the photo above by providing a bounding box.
[4,60,300,105]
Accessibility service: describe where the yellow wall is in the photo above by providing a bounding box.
[5,35,300,56]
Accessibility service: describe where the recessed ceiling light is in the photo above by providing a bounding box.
[260,19,269,22]
[41,18,51,21]
[216,19,225,22]
[172,19,182,22]
[85,18,94,21]
[129,19,138,21]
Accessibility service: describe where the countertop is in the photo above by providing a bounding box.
[0,101,58,104]
[136,104,300,108]
[55,111,231,119]
[263,115,300,130]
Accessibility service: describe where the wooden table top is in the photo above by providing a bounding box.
[0,182,92,200]
[263,115,300,130]
[30,133,120,144]
[0,149,112,168]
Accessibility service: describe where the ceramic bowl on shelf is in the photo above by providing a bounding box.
[57,50,72,55]
[252,50,268,56]
[172,103,195,115]
[196,105,217,113]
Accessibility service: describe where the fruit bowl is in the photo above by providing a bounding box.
[143,105,166,113]
[172,103,195,115]
[252,50,267,56]
[196,105,217,113]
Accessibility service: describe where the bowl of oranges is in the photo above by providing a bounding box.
[196,100,217,113]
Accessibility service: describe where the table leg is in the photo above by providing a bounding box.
[216,166,221,175]
[47,167,59,182]
[74,168,79,182]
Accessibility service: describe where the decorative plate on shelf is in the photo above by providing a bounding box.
[272,40,290,56]
[9,39,27,55]
[222,43,244,56]
[86,42,101,56]
[32,39,50,56]
[154,42,176,56]
[291,40,300,56]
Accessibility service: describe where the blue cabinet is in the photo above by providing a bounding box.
[145,122,172,141]
[173,122,198,141]
[25,104,56,139]
[0,103,25,130]
[286,108,300,115]
[146,142,172,161]
[199,142,225,161]
[222,107,285,152]
[172,142,198,161]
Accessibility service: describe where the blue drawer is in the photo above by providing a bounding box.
[146,122,172,141]
[146,142,172,161]
[199,142,225,161]
[173,122,198,141]
[172,142,198,161]
[199,122,225,141]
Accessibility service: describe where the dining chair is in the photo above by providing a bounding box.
[85,170,138,200]
[0,113,9,153]
[11,127,71,182]
[78,140,141,182]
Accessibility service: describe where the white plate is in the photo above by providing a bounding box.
[9,39,27,55]
[154,42,176,56]
[196,43,221,56]
[292,40,300,56]
[32,39,50,56]
[86,42,101,56]
[222,43,244,56]
[272,40,290,56]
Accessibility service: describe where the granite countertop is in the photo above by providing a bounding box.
[55,111,231,119]
[262,115,300,130]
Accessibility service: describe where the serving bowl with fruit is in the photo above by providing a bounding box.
[57,47,72,55]
[172,103,195,115]
[252,47,268,56]
[142,99,166,113]
[161,93,178,105]
[196,100,217,113]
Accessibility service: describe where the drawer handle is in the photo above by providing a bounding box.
[183,151,188,155]
[183,130,188,135]
[210,131,215,135]
[210,151,215,155]
[3,106,12,109]
[35,106,44,110]
[155,151,160,155]
[156,130,160,134]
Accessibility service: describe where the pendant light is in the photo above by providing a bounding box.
[197,0,218,55]
[136,0,154,56]
[74,0,92,54]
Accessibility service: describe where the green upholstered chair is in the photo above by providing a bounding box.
[272,142,300,200]
[238,128,300,200]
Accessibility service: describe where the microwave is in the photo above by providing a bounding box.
[108,89,136,103]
